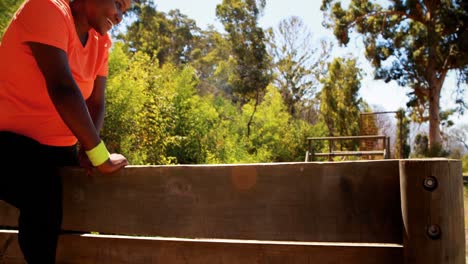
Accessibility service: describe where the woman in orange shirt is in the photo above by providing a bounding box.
[0,0,131,262]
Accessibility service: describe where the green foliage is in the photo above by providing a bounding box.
[104,44,202,165]
[216,0,271,101]
[411,133,449,158]
[190,28,235,97]
[241,85,311,162]
[462,155,468,175]
[359,102,380,137]
[321,0,468,150]
[162,65,218,164]
[395,108,411,158]
[319,57,362,150]
[266,16,331,118]
[103,43,316,164]
[203,85,320,163]
[121,3,199,66]
[201,96,245,163]
[104,45,317,164]
[102,43,158,164]
[411,133,429,158]
[0,0,22,37]
[427,143,449,158]
[134,65,203,164]
[0,1,331,165]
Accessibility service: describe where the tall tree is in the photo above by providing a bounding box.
[216,0,271,100]
[165,9,199,65]
[216,0,272,136]
[320,57,363,148]
[266,16,332,118]
[190,27,236,97]
[446,124,468,152]
[121,2,199,66]
[321,0,468,152]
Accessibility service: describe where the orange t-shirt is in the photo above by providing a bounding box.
[0,0,111,146]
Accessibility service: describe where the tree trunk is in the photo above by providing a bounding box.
[246,90,260,137]
[426,36,447,153]
[428,85,441,150]
[427,67,446,152]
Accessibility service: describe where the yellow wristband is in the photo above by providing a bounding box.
[85,140,110,167]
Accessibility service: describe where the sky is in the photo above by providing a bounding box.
[154,0,468,128]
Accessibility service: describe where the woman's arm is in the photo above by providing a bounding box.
[78,76,107,170]
[87,76,107,132]
[27,42,127,174]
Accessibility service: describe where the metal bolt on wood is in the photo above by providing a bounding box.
[427,224,441,240]
[423,176,438,192]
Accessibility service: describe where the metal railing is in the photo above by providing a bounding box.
[305,135,391,162]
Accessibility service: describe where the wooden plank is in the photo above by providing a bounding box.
[313,151,385,157]
[0,231,403,264]
[399,159,465,264]
[308,135,387,140]
[331,151,384,155]
[0,161,403,243]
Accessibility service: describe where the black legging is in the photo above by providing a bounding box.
[0,131,78,263]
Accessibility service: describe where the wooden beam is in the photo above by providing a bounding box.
[0,231,403,264]
[313,151,385,157]
[0,161,403,243]
[399,159,465,263]
[307,135,387,140]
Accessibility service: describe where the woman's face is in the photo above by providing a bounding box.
[85,0,131,35]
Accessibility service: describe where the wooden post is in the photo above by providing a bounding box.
[399,159,465,264]
[384,137,392,159]
[398,111,403,159]
[382,137,387,160]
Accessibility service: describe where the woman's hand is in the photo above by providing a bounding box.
[79,147,128,175]
[96,153,128,175]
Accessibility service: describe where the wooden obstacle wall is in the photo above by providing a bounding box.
[0,159,464,263]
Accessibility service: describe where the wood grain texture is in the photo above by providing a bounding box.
[2,159,464,263]
[399,159,465,264]
[0,232,403,264]
[0,161,402,243]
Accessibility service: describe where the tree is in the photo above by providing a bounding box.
[190,27,236,97]
[445,124,468,152]
[216,0,272,136]
[396,108,411,158]
[266,16,332,118]
[321,0,468,153]
[121,2,200,66]
[412,133,429,157]
[320,57,363,149]
[359,102,380,137]
[103,44,157,164]
[165,9,200,65]
[215,0,271,100]
[240,84,321,162]
[463,155,468,174]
